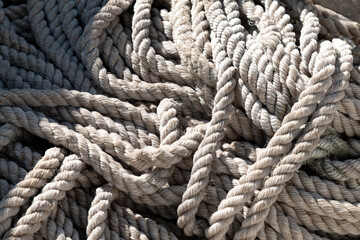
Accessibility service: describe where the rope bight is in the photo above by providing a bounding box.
[1,0,360,239]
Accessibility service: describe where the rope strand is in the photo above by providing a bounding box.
[1,0,360,239]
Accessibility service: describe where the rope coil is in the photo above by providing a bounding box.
[1,0,360,239]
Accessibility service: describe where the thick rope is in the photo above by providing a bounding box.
[1,0,360,239]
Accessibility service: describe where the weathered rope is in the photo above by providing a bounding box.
[1,0,360,239]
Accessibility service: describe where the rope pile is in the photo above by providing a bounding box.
[1,0,360,239]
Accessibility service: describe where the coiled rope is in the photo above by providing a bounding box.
[1,0,360,239]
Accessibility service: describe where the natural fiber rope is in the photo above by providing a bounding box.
[1,0,360,239]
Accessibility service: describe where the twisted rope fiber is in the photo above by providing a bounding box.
[1,0,360,239]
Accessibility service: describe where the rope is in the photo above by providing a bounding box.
[0,0,360,239]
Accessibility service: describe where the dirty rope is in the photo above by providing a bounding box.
[1,0,360,239]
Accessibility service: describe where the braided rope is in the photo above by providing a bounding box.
[1,0,360,239]
[0,148,66,236]
[5,154,85,239]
